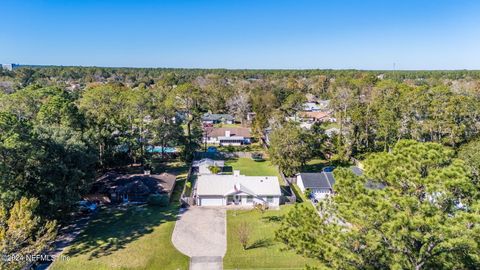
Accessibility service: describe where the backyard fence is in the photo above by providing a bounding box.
[179,166,195,207]
[278,170,297,204]
[223,151,252,159]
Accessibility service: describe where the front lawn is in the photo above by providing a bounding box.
[223,204,321,269]
[51,178,189,270]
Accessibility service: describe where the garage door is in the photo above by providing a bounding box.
[200,197,224,206]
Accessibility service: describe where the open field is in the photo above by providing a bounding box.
[51,177,189,270]
[223,204,321,269]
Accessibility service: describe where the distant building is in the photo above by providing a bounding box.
[202,113,235,125]
[298,111,335,123]
[203,127,252,146]
[302,102,321,112]
[1,63,19,71]
[302,100,330,112]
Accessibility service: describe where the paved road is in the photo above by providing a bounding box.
[172,207,226,270]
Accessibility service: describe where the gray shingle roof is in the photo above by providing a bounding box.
[202,113,234,121]
[299,172,335,189]
[350,166,363,176]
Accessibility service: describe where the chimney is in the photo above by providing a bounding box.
[233,170,240,177]
[225,130,231,137]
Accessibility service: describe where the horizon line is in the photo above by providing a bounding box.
[4,63,480,72]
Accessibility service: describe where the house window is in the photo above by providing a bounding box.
[266,196,273,203]
[246,196,253,203]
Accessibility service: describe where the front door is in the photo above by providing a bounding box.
[233,195,241,205]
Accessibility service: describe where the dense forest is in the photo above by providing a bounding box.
[1,66,479,269]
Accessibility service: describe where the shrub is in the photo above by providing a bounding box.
[304,188,312,199]
[147,194,170,206]
[208,165,221,174]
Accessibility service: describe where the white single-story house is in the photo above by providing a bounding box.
[203,127,252,146]
[297,172,335,200]
[195,170,281,207]
[192,158,225,174]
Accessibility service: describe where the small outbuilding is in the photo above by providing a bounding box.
[192,158,225,174]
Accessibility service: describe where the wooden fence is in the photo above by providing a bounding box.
[179,166,195,207]
[278,170,297,204]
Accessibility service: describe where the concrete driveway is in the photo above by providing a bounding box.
[172,207,226,269]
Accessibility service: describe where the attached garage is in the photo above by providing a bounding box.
[198,197,225,206]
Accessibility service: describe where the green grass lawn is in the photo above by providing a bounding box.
[302,158,328,172]
[225,157,280,178]
[224,204,321,269]
[51,178,189,270]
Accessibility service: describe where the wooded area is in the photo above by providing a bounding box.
[1,66,479,269]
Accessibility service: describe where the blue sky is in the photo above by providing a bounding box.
[1,0,480,69]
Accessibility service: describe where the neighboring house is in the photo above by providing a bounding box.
[195,170,281,206]
[202,113,235,125]
[203,127,252,146]
[297,166,383,200]
[297,172,335,200]
[1,63,19,71]
[192,158,225,174]
[86,172,177,203]
[298,111,335,123]
[302,102,321,112]
[350,166,363,177]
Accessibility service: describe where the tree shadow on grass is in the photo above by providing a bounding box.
[261,215,283,223]
[65,180,184,260]
[247,238,274,250]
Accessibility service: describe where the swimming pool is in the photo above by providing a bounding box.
[147,146,178,153]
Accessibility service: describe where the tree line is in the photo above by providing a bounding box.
[0,66,480,269]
